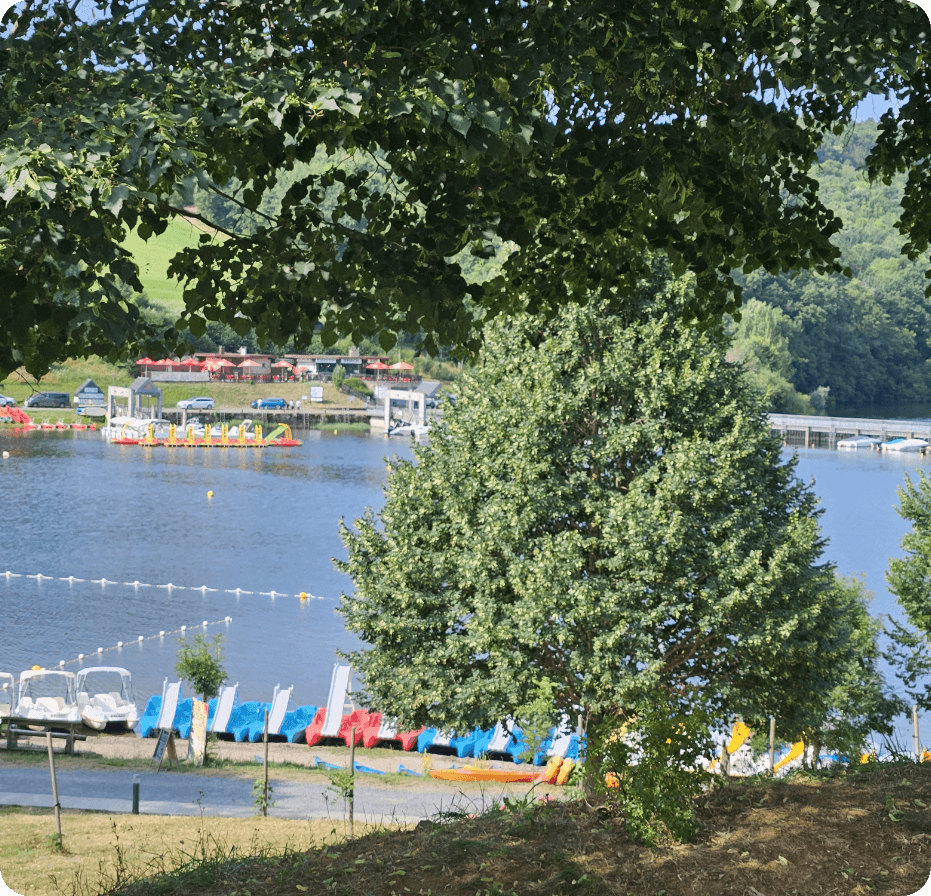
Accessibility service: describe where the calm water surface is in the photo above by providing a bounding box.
[1,430,927,731]
[0,429,413,707]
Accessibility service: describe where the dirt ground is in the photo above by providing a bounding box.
[94,761,931,896]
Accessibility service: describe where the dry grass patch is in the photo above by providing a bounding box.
[0,808,390,896]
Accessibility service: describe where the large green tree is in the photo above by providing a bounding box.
[337,270,864,738]
[0,0,926,377]
[885,472,931,712]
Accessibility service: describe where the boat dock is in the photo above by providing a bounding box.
[770,413,931,449]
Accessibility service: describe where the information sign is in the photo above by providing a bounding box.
[152,729,178,771]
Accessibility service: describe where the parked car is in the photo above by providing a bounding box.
[0,394,16,407]
[176,396,216,410]
[24,392,70,408]
[251,397,287,409]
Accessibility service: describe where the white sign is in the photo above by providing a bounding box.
[310,387,324,402]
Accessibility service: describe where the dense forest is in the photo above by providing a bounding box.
[730,122,931,415]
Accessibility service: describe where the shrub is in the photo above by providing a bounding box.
[593,694,715,845]
[343,377,373,397]
[174,634,227,702]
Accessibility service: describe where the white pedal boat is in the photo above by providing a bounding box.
[76,666,140,730]
[16,669,82,722]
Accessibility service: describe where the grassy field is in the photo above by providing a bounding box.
[0,807,389,896]
[122,217,223,314]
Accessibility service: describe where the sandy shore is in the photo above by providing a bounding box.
[2,728,532,782]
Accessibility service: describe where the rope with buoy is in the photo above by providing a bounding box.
[2,570,327,602]
[47,617,235,670]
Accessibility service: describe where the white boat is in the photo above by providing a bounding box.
[836,435,882,449]
[16,669,81,722]
[101,416,172,441]
[76,666,140,731]
[387,422,430,438]
[880,438,928,453]
[0,672,14,718]
[183,419,256,440]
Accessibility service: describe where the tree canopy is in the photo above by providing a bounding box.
[1,0,927,377]
[337,270,870,738]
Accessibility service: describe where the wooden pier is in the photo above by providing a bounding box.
[769,414,931,449]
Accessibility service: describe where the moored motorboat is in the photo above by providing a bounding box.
[836,435,882,449]
[880,438,928,453]
[76,666,140,730]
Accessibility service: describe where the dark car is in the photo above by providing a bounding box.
[251,397,287,409]
[25,392,70,408]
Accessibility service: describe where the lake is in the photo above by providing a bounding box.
[0,428,928,739]
[0,428,414,708]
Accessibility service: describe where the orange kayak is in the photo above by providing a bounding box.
[430,766,544,784]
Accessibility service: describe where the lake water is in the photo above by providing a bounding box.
[1,429,928,738]
[0,428,414,708]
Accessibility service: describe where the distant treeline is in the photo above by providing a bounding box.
[729,122,931,414]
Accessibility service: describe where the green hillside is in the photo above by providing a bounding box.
[731,121,931,413]
[123,216,223,313]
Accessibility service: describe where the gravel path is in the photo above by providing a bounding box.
[0,731,555,822]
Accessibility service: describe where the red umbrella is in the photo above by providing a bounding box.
[238,359,263,368]
[271,360,294,368]
[366,361,389,370]
[136,357,155,365]
[389,361,414,370]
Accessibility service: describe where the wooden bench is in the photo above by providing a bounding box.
[4,717,89,754]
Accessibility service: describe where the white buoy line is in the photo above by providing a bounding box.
[3,570,327,602]
[51,617,234,669]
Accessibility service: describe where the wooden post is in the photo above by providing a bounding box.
[349,727,356,837]
[769,716,776,774]
[914,704,921,762]
[263,709,270,817]
[721,737,729,779]
[46,732,62,849]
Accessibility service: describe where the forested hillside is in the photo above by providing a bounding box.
[731,122,931,414]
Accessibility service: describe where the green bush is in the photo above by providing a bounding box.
[331,364,346,390]
[343,377,373,397]
[593,695,716,845]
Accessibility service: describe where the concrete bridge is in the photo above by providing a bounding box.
[769,413,931,449]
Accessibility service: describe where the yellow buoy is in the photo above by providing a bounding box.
[31,664,41,671]
[333,429,338,435]
[207,490,214,498]
[300,592,308,600]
